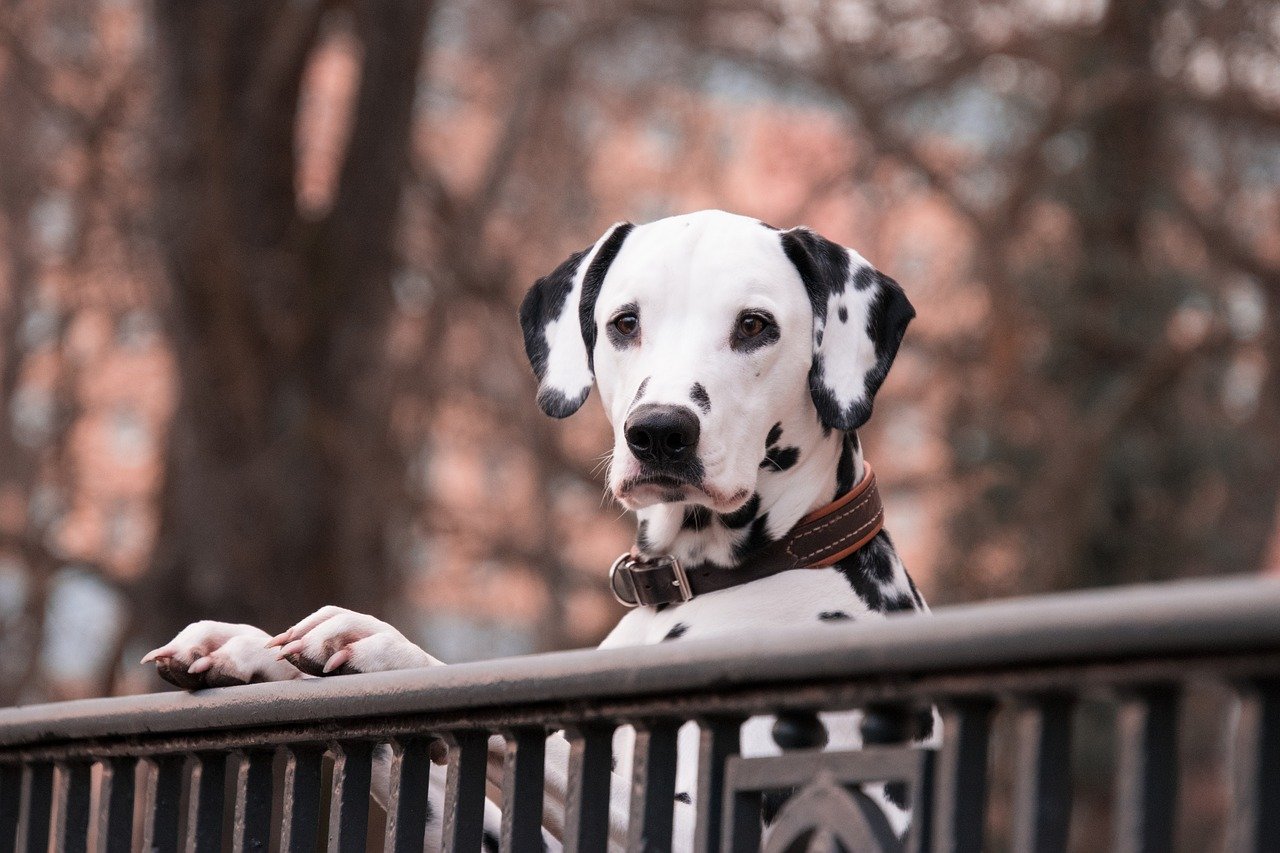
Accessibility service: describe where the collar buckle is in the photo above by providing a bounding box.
[609,553,693,608]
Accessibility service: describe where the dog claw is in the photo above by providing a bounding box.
[322,647,353,674]
[141,645,174,665]
[188,656,214,675]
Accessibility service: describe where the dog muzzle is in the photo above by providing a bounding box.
[609,462,885,608]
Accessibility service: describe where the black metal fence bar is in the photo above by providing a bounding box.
[1010,694,1075,853]
[16,761,51,853]
[232,749,273,853]
[52,760,90,853]
[96,756,136,853]
[929,699,992,853]
[186,751,227,852]
[692,715,741,853]
[140,754,183,853]
[562,723,613,853]
[383,738,433,853]
[440,731,486,853]
[498,726,545,853]
[1112,686,1179,853]
[1229,678,1280,853]
[627,719,680,852]
[279,745,323,853]
[329,740,373,853]
[0,765,19,853]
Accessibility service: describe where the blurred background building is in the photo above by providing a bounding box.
[0,0,1277,705]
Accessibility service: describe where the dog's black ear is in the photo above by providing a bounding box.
[519,222,634,417]
[780,227,915,431]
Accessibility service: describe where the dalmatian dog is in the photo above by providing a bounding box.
[142,209,927,850]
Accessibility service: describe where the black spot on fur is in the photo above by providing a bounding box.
[719,493,760,529]
[835,433,857,497]
[781,227,849,316]
[761,789,796,825]
[780,228,914,431]
[519,248,589,384]
[734,513,773,560]
[578,223,634,372]
[884,592,918,613]
[884,781,910,811]
[663,623,689,641]
[838,305,848,323]
[761,445,799,472]
[819,610,852,622]
[631,376,650,408]
[762,423,800,472]
[675,791,692,804]
[534,386,590,419]
[906,572,926,610]
[682,506,712,530]
[635,519,652,553]
[482,830,500,853]
[915,707,935,740]
[689,382,711,413]
[832,531,921,614]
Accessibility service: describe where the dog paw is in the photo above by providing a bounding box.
[142,621,304,690]
[266,606,440,676]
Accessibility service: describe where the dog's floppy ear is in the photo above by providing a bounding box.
[781,227,915,431]
[519,222,634,417]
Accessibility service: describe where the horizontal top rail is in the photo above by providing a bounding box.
[2,575,1279,749]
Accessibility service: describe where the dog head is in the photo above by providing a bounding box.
[519,210,913,513]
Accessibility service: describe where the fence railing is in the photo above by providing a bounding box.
[1,576,1279,852]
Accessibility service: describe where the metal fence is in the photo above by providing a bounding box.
[1,577,1279,852]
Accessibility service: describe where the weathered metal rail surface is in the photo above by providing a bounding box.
[1,577,1279,851]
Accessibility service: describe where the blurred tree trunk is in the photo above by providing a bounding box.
[142,1,430,642]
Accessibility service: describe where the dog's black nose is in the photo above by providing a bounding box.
[625,404,700,464]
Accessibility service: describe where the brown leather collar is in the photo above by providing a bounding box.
[609,462,885,608]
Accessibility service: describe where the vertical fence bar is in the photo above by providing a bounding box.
[232,750,273,853]
[627,719,680,853]
[0,764,21,853]
[1113,686,1179,853]
[328,741,373,853]
[1011,694,1075,853]
[499,727,545,853]
[383,738,434,853]
[441,732,487,853]
[16,761,52,853]
[185,752,227,853]
[692,716,741,853]
[96,757,136,853]
[52,761,91,853]
[562,724,613,853]
[279,746,324,853]
[931,699,994,853]
[1229,679,1280,853]
[140,755,183,853]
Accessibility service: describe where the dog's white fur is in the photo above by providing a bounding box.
[143,210,926,851]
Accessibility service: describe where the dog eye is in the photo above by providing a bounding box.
[737,313,768,339]
[612,312,639,337]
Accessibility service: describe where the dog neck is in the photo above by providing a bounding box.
[632,412,863,570]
